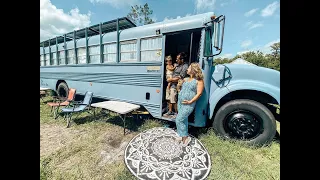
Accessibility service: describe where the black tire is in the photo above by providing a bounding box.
[57,82,69,99]
[212,99,276,146]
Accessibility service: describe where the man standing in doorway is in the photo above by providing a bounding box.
[164,52,189,117]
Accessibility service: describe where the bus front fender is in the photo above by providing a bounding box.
[208,80,280,119]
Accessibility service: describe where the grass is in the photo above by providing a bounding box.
[199,129,280,179]
[40,96,280,180]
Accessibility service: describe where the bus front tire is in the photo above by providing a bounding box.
[212,99,276,146]
[57,82,69,99]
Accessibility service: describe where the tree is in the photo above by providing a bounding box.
[270,42,280,58]
[127,3,155,26]
[213,57,232,65]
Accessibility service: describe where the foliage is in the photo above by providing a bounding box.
[127,3,155,26]
[215,42,280,71]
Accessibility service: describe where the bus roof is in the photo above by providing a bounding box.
[40,17,136,47]
[40,12,215,49]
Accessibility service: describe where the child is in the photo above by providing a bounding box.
[165,55,176,90]
[165,55,177,112]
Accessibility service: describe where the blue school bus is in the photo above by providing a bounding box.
[40,12,280,145]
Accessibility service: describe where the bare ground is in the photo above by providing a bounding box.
[40,122,137,169]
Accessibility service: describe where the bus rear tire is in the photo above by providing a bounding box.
[212,99,276,146]
[57,82,69,99]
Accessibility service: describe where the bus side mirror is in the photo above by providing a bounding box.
[213,22,220,50]
[204,15,226,57]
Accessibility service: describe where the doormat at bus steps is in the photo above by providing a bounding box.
[124,127,211,180]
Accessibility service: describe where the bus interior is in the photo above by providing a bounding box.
[162,29,202,119]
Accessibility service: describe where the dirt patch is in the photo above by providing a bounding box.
[40,124,83,157]
[107,135,123,148]
[40,123,137,166]
[97,132,136,166]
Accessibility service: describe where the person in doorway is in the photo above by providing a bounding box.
[164,52,189,116]
[175,63,204,147]
[165,55,177,97]
[165,55,177,112]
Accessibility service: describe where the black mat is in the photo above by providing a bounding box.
[124,127,211,180]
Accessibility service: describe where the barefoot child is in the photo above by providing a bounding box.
[166,55,176,89]
[165,55,177,113]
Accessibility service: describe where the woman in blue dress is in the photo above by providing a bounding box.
[175,63,204,146]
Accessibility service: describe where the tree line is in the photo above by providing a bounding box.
[215,42,280,71]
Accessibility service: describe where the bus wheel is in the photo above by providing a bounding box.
[57,82,69,99]
[212,99,276,146]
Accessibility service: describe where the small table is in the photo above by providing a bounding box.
[40,87,51,91]
[91,101,140,135]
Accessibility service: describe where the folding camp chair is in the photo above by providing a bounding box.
[47,88,76,119]
[60,91,94,128]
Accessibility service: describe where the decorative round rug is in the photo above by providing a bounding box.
[124,127,211,180]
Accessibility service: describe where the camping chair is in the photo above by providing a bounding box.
[47,88,76,119]
[60,91,94,128]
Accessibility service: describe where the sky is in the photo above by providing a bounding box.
[40,0,280,58]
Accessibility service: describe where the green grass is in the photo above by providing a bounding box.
[40,96,280,180]
[199,130,280,179]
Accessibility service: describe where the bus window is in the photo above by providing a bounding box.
[120,40,137,62]
[40,55,42,66]
[77,47,87,64]
[140,37,162,62]
[66,50,75,64]
[103,43,117,63]
[59,51,66,65]
[89,45,100,64]
[51,52,57,65]
[43,54,47,66]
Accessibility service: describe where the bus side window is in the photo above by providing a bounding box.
[77,47,87,64]
[43,54,47,66]
[59,51,66,65]
[120,40,137,62]
[51,52,57,65]
[66,50,75,64]
[140,37,162,62]
[103,43,117,63]
[89,45,100,64]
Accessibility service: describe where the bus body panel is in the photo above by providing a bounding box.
[40,12,215,125]
[40,63,163,118]
[208,64,280,119]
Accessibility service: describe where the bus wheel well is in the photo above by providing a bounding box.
[56,80,66,90]
[213,90,280,122]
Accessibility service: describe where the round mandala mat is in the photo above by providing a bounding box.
[124,127,211,180]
